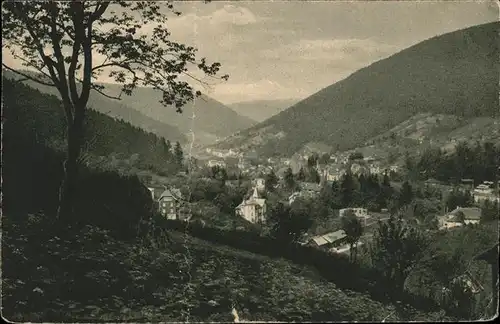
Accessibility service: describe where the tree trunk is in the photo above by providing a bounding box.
[57,104,85,220]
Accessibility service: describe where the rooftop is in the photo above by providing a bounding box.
[310,230,347,246]
[300,182,322,192]
[160,188,183,201]
[448,207,482,221]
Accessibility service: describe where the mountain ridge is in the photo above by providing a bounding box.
[228,98,300,122]
[215,22,499,157]
[95,82,256,144]
[2,69,187,144]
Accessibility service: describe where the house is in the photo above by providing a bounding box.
[339,207,369,218]
[389,165,401,173]
[473,182,499,203]
[321,164,346,182]
[424,178,443,188]
[350,163,369,176]
[158,188,190,221]
[308,230,347,252]
[339,207,370,225]
[207,159,226,168]
[288,182,322,204]
[453,272,484,294]
[300,182,322,194]
[253,178,266,191]
[369,164,382,175]
[460,178,475,191]
[235,187,267,224]
[438,206,482,230]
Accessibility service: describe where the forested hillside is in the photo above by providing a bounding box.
[3,78,182,175]
[2,70,187,144]
[217,22,499,157]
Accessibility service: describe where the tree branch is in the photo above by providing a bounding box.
[11,3,62,89]
[90,2,110,23]
[90,86,123,100]
[2,63,56,86]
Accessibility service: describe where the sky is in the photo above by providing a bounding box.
[3,1,498,105]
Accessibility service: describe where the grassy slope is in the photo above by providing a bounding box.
[2,218,451,322]
[218,22,499,157]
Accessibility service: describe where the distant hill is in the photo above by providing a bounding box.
[2,69,187,144]
[215,22,499,158]
[94,82,256,146]
[228,99,300,122]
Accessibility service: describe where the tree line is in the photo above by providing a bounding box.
[406,141,499,184]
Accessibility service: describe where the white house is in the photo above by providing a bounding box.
[235,187,267,224]
[339,207,371,225]
[438,206,482,230]
[473,183,499,203]
[339,207,369,218]
[207,159,226,168]
[253,178,266,191]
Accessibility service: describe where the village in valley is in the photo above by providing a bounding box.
[145,143,500,257]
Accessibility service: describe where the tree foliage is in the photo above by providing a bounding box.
[265,170,278,192]
[2,1,227,218]
[340,210,364,262]
[268,202,313,244]
[371,214,430,294]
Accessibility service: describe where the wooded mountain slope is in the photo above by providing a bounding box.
[217,22,499,157]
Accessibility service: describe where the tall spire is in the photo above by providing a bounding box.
[252,186,259,199]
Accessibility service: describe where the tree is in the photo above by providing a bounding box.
[446,189,473,211]
[340,210,364,262]
[2,1,227,219]
[265,170,278,192]
[268,201,313,244]
[307,167,321,184]
[399,181,414,207]
[174,141,184,166]
[340,171,358,207]
[161,138,172,160]
[348,152,364,161]
[297,167,306,182]
[371,213,430,295]
[307,153,319,168]
[481,200,499,223]
[283,167,296,191]
[318,153,330,165]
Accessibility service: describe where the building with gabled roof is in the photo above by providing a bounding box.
[438,206,482,230]
[308,230,347,251]
[235,187,267,224]
[158,187,190,221]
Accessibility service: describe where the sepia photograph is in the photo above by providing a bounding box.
[1,0,499,322]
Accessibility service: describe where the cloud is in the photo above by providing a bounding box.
[168,5,260,31]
